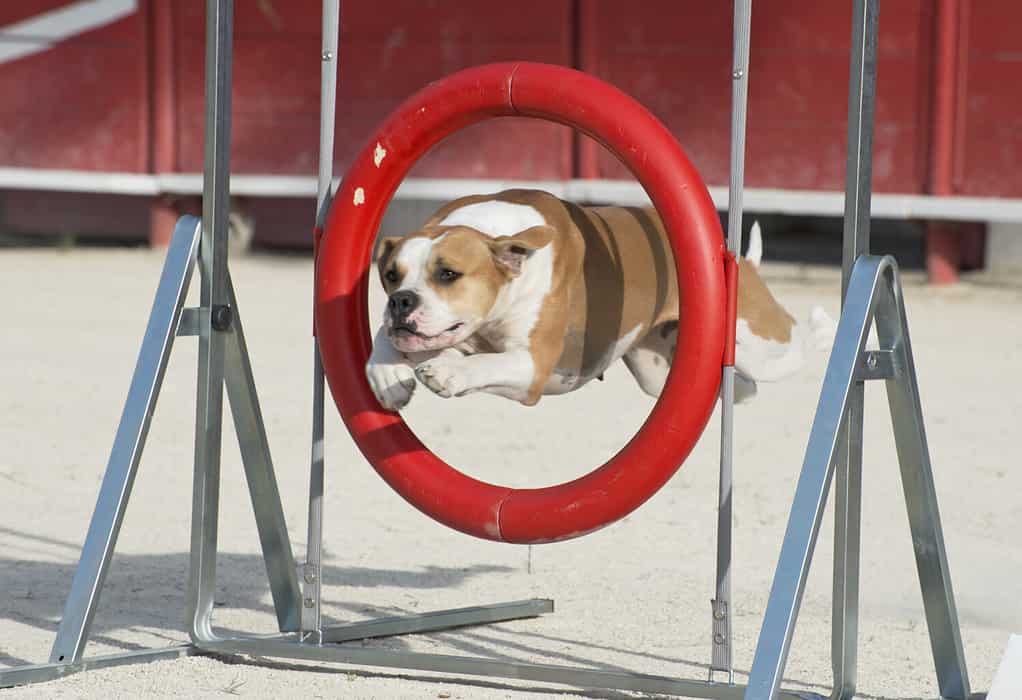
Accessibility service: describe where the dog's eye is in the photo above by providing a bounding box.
[436,268,462,283]
[384,268,399,283]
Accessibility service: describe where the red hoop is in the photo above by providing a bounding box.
[315,63,726,544]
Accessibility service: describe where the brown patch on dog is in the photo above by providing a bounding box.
[375,236,402,275]
[424,227,510,321]
[737,258,795,342]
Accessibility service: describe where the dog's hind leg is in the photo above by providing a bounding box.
[625,320,759,404]
[734,371,758,402]
[622,321,677,398]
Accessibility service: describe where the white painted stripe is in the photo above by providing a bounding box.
[3,168,1022,225]
[989,634,1022,700]
[0,167,159,195]
[0,0,137,65]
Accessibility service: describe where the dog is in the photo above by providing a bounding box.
[365,189,834,410]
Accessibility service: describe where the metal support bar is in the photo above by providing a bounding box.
[712,0,752,681]
[223,277,302,632]
[300,0,341,643]
[48,217,201,664]
[196,636,822,700]
[187,0,235,646]
[876,274,971,699]
[2,646,197,689]
[321,599,553,643]
[832,2,879,695]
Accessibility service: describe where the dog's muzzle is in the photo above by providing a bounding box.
[388,289,420,333]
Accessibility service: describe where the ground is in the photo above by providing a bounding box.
[1,246,1019,699]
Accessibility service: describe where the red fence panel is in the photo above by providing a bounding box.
[953,0,1022,197]
[0,2,149,172]
[577,0,936,194]
[171,0,575,179]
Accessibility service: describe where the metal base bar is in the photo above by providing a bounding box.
[196,636,823,700]
[321,599,553,643]
[0,599,551,689]
[0,646,197,689]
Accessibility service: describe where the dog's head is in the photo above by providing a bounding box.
[375,224,553,353]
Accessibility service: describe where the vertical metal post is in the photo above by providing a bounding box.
[833,0,878,696]
[300,0,340,643]
[711,0,751,684]
[841,0,879,298]
[187,0,234,644]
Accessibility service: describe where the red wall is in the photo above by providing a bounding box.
[2,0,1021,241]
[578,1,936,194]
[170,0,575,179]
[953,0,1022,197]
[0,3,149,173]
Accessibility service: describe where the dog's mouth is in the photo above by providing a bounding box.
[391,322,464,339]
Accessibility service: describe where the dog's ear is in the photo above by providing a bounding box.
[489,225,555,277]
[374,236,403,266]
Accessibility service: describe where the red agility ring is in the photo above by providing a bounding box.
[315,63,727,544]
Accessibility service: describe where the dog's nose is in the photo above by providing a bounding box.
[388,290,420,318]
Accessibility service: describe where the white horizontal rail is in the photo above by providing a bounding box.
[3,167,1022,223]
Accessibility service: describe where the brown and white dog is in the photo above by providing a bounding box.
[366,189,834,410]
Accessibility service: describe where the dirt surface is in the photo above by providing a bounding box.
[1,247,1019,699]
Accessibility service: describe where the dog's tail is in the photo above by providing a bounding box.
[731,220,838,383]
[745,221,763,267]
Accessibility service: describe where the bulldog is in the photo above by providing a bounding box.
[365,189,834,410]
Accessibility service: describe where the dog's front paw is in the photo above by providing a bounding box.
[414,354,470,398]
[366,362,417,411]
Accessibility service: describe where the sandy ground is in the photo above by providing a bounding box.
[1,246,1019,699]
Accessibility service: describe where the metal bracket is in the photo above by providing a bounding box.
[708,598,733,683]
[299,561,322,644]
[177,307,205,337]
[855,349,899,381]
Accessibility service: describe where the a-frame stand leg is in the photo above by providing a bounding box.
[38,214,301,673]
[880,265,971,699]
[47,217,201,665]
[744,256,971,700]
[222,276,303,632]
[185,228,304,642]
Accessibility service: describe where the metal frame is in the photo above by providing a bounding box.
[1,1,975,699]
[711,0,753,683]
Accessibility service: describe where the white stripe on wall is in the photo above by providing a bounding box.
[0,0,137,65]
